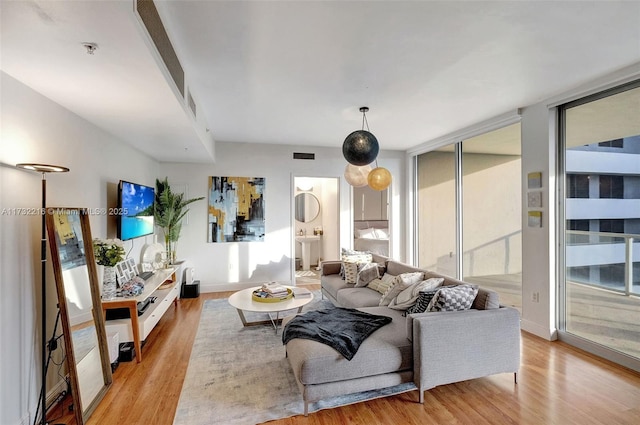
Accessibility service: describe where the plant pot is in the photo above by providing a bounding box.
[102,266,117,300]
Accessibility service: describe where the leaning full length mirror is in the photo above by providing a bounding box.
[295,193,320,222]
[46,208,112,425]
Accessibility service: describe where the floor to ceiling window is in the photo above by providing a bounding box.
[416,148,457,278]
[462,124,522,310]
[559,80,640,368]
[415,123,522,310]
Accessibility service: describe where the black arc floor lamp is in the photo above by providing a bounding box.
[16,163,69,425]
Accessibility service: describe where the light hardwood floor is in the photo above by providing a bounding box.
[48,284,640,425]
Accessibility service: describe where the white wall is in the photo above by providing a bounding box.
[519,64,640,340]
[160,143,405,292]
[520,102,557,339]
[318,178,340,264]
[0,72,160,425]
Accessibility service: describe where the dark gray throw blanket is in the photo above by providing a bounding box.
[282,308,392,360]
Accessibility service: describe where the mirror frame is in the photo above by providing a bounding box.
[295,192,320,223]
[46,208,112,424]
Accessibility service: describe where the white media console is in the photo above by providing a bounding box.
[102,263,183,363]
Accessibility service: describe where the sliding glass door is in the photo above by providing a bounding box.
[559,81,640,366]
[415,123,522,310]
[416,148,457,277]
[462,124,522,310]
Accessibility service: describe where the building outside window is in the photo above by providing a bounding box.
[598,138,624,148]
[560,81,640,370]
[567,174,590,198]
[599,175,624,198]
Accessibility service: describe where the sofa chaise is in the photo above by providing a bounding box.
[283,255,521,415]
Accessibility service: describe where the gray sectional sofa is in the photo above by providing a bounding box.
[284,255,521,415]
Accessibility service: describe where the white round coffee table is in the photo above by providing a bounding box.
[228,285,314,333]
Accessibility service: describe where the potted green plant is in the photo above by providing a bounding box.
[93,238,125,299]
[154,177,204,264]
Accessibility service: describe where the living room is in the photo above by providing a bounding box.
[2,1,640,424]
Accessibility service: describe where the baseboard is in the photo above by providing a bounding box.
[521,319,558,341]
[45,376,70,418]
[22,377,68,425]
[200,281,292,292]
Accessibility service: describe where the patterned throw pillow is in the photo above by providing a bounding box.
[342,253,372,264]
[367,272,396,294]
[340,248,372,278]
[427,284,479,312]
[388,277,444,311]
[406,286,449,314]
[355,262,381,287]
[343,262,359,284]
[379,272,424,306]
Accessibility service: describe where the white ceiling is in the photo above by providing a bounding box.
[2,1,639,163]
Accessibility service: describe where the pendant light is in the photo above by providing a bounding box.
[344,163,372,187]
[368,166,392,191]
[342,106,391,191]
[342,107,379,166]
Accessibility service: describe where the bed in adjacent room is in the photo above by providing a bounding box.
[354,220,389,256]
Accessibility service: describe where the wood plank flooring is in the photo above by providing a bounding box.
[48,284,640,425]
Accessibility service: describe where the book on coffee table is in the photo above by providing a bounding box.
[259,282,288,297]
[292,287,312,298]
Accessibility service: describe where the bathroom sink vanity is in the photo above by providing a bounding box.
[296,235,320,270]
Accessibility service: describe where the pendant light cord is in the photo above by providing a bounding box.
[360,109,377,167]
[361,110,370,132]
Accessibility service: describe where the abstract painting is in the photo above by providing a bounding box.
[52,212,87,271]
[208,176,265,242]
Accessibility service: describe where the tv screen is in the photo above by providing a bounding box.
[118,180,155,241]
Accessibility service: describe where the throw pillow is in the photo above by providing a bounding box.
[341,252,373,264]
[355,262,380,287]
[388,277,444,310]
[367,272,396,294]
[374,228,389,239]
[355,228,378,239]
[406,288,441,314]
[343,262,359,284]
[340,248,372,277]
[379,271,424,306]
[405,283,456,314]
[427,284,479,312]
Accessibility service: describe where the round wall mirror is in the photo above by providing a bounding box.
[295,193,320,222]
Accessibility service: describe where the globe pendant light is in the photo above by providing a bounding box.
[342,107,379,166]
[344,163,372,187]
[368,166,392,191]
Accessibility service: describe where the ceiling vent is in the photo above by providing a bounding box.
[293,152,315,160]
[135,0,184,98]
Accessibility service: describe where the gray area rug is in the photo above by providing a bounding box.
[173,291,416,424]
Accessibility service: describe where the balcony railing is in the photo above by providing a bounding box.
[566,230,639,296]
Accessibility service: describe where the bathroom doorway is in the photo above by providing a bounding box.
[293,177,339,283]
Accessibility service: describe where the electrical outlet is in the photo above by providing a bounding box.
[531,292,540,303]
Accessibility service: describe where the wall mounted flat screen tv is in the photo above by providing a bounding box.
[118,180,155,241]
